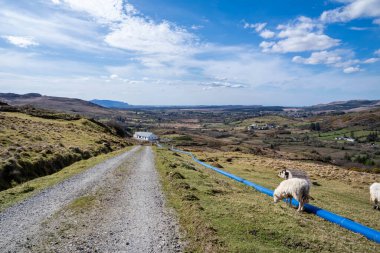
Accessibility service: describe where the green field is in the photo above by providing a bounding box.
[310,128,376,141]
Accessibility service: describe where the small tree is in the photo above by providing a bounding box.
[310,122,320,131]
[367,132,378,142]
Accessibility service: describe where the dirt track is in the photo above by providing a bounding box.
[0,146,182,252]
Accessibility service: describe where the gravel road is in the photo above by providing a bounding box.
[0,146,182,253]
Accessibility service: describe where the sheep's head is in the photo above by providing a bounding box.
[278,169,289,179]
[273,194,281,203]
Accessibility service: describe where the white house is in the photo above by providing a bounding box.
[133,132,158,142]
[248,123,276,131]
[335,136,355,142]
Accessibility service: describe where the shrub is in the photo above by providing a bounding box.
[106,120,127,137]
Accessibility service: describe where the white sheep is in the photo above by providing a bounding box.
[273,178,310,212]
[370,182,380,210]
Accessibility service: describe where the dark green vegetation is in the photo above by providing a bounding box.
[0,105,132,190]
[155,148,380,252]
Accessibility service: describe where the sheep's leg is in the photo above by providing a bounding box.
[298,200,304,212]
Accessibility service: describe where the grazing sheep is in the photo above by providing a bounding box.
[278,168,310,182]
[274,178,310,212]
[370,183,380,210]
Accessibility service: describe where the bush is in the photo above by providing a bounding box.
[323,156,332,162]
[367,132,378,142]
[106,120,127,137]
[310,122,321,131]
[351,153,375,166]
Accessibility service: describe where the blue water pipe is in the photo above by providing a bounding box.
[164,145,380,244]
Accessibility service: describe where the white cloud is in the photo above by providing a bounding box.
[54,0,124,23]
[374,18,380,24]
[244,22,267,32]
[54,0,198,61]
[321,0,380,23]
[0,6,105,53]
[2,35,39,48]
[343,66,361,73]
[375,49,380,55]
[292,50,376,72]
[264,34,339,53]
[124,3,138,15]
[277,16,323,38]
[105,17,197,55]
[292,51,342,65]
[259,41,275,50]
[259,29,275,39]
[110,74,119,79]
[201,80,247,89]
[245,22,275,39]
[260,17,339,53]
[363,57,379,63]
[349,26,368,30]
[191,25,203,30]
[51,0,60,4]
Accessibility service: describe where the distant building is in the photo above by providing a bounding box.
[335,136,355,142]
[248,123,276,131]
[133,132,158,142]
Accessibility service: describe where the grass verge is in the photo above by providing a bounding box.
[155,147,380,252]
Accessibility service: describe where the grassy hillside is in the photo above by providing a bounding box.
[0,110,131,190]
[313,108,380,130]
[307,100,380,112]
[155,148,380,252]
[0,93,113,118]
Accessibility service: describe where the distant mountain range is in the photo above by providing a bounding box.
[1,93,379,115]
[90,99,130,109]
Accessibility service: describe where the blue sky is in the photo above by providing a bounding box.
[0,0,379,106]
